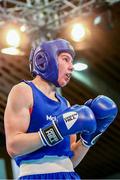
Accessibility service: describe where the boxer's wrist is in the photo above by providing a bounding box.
[38,131,47,146]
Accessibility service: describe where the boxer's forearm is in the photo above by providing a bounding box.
[6,132,43,157]
[71,139,90,168]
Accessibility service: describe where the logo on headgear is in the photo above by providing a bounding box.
[34,49,48,73]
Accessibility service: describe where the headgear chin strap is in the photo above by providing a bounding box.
[29,38,75,87]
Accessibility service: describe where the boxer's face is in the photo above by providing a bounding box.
[57,52,74,87]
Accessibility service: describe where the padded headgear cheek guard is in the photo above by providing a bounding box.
[29,39,75,87]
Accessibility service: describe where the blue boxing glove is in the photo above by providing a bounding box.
[39,105,97,146]
[81,95,118,147]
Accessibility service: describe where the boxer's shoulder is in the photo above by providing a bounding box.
[10,82,32,95]
[8,82,33,108]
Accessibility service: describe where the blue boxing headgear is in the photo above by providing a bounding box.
[29,39,75,87]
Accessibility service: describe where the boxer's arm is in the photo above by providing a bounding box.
[70,135,90,168]
[4,83,44,158]
[67,101,90,168]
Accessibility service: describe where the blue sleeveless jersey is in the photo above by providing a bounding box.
[14,81,74,166]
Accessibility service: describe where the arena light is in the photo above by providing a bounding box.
[1,26,26,56]
[20,25,27,32]
[73,62,88,71]
[1,47,25,56]
[71,23,87,42]
[94,16,102,25]
[6,29,20,47]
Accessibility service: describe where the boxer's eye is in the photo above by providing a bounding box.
[63,57,69,62]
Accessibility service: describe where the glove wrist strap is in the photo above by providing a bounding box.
[80,132,102,148]
[80,135,92,148]
[39,121,63,146]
